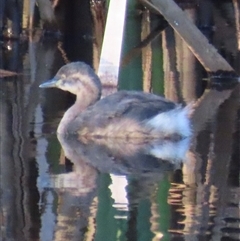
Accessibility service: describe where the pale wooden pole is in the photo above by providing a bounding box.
[98,0,127,88]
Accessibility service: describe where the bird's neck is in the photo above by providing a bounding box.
[57,93,98,134]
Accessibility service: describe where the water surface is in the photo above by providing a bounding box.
[0,1,240,240]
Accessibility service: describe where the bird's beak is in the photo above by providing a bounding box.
[39,78,59,88]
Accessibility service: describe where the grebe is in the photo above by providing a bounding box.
[40,62,191,140]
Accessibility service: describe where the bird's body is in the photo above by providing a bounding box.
[40,62,191,140]
[67,90,190,140]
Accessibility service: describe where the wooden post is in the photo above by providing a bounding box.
[149,0,234,72]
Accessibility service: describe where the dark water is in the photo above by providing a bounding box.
[1,1,240,241]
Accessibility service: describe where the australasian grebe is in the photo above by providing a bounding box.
[40,62,192,140]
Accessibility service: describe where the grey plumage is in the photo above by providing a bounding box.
[40,62,191,140]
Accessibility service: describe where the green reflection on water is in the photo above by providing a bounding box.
[137,199,154,241]
[157,175,171,241]
[45,135,62,173]
[95,174,127,241]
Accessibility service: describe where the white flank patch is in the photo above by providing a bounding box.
[149,138,190,163]
[146,105,191,137]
